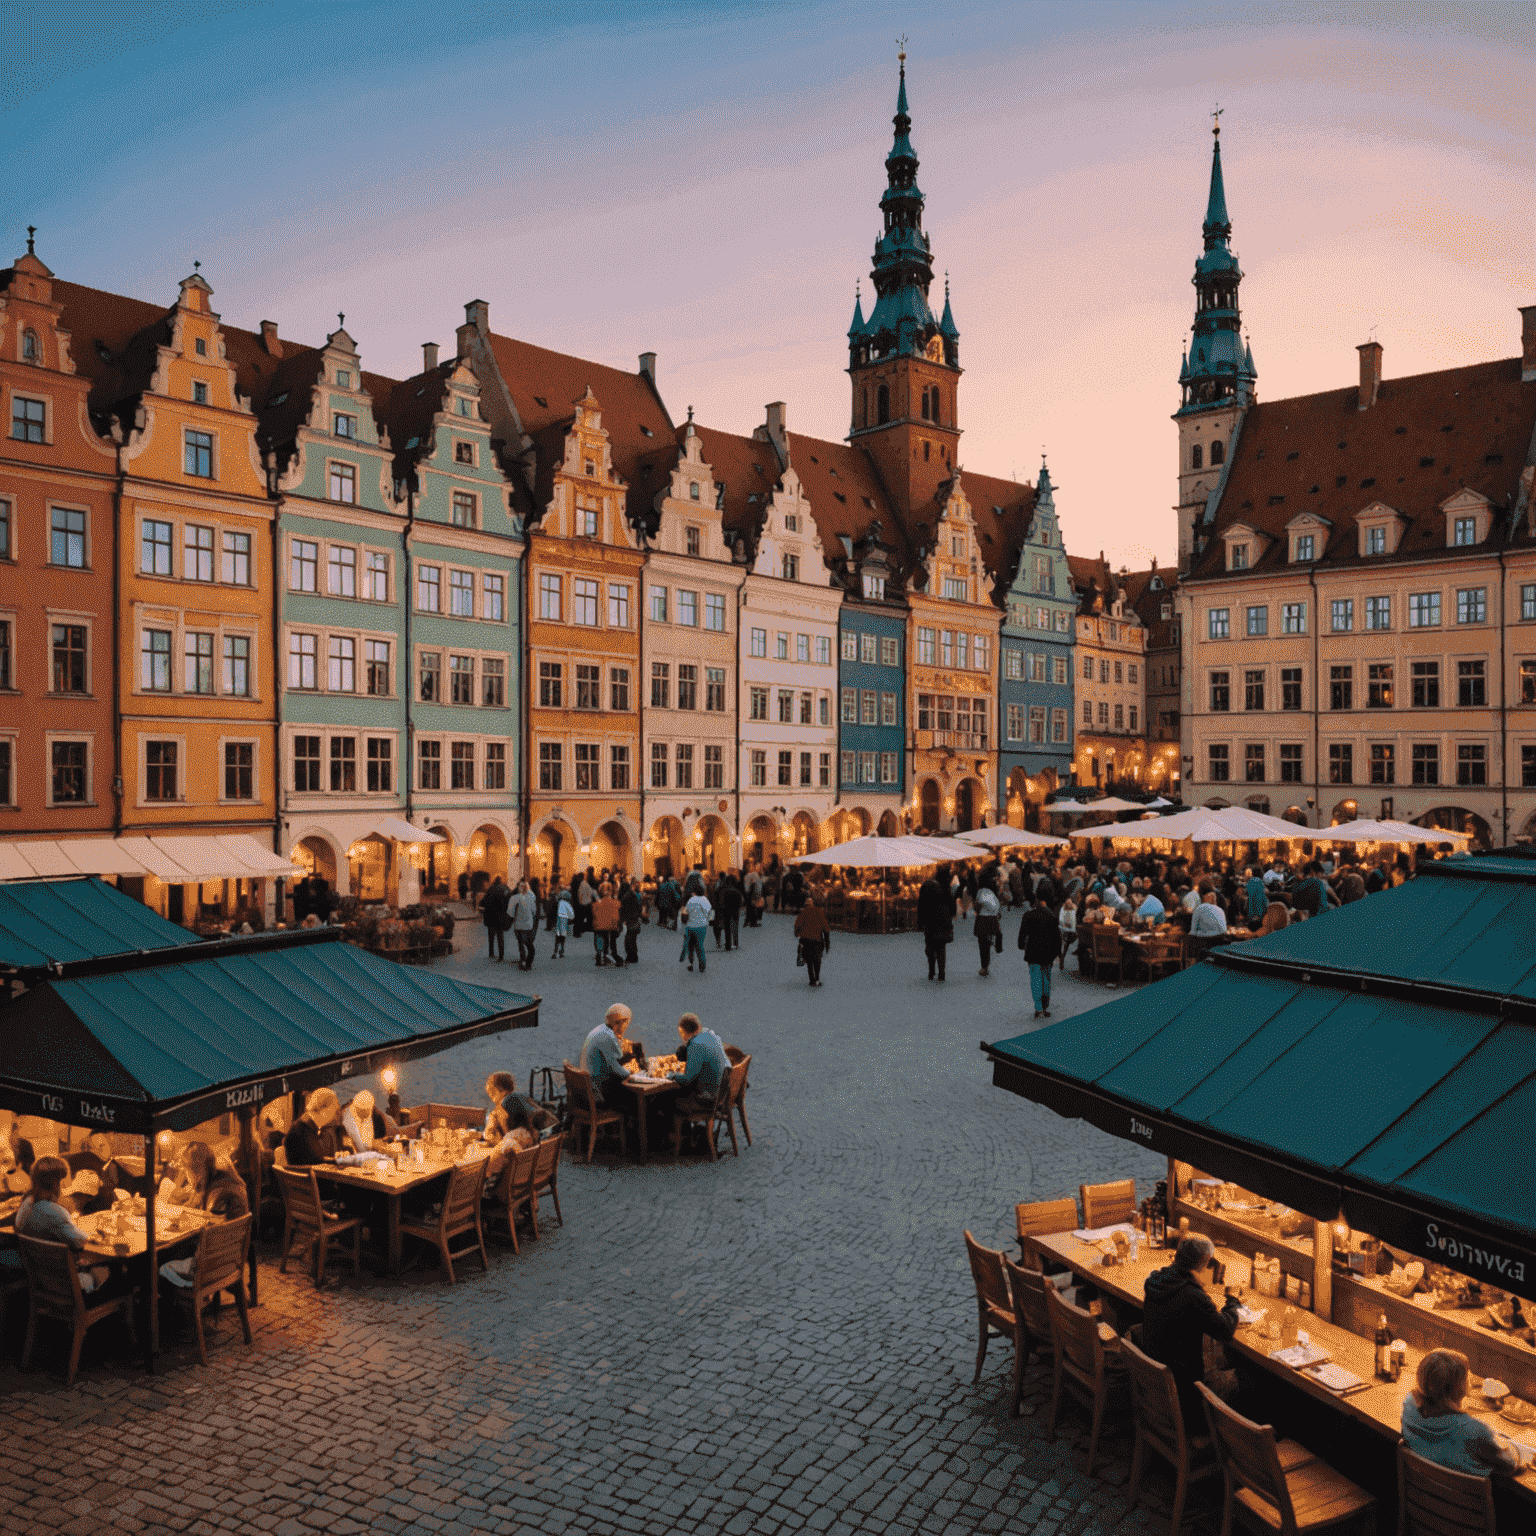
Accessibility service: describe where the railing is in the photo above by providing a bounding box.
[917,729,989,751]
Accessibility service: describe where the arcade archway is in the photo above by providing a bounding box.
[347,834,393,904]
[789,811,819,858]
[694,814,732,872]
[465,824,508,903]
[954,777,981,832]
[919,778,941,832]
[291,835,336,888]
[743,814,779,869]
[591,819,631,877]
[646,816,684,878]
[877,810,901,838]
[1415,807,1493,847]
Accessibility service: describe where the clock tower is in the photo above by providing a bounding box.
[847,50,962,521]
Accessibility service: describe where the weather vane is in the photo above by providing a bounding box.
[26,225,36,255]
[1212,103,1224,136]
[897,34,906,64]
[338,312,345,329]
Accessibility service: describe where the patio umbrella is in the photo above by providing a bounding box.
[1316,818,1472,846]
[1076,804,1317,844]
[1077,796,1148,813]
[793,835,987,867]
[953,825,1070,850]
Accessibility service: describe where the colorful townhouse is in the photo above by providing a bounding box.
[997,460,1075,823]
[702,407,842,865]
[458,304,661,883]
[642,417,744,876]
[1069,553,1149,790]
[385,350,524,898]
[1125,563,1183,795]
[227,320,411,904]
[0,238,120,843]
[57,270,277,922]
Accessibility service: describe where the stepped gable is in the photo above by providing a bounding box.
[220,323,324,463]
[1191,355,1536,580]
[481,332,672,527]
[955,467,1038,599]
[683,421,784,564]
[52,279,177,423]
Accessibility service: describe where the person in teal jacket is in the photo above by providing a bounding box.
[666,1013,728,1112]
[1244,867,1267,929]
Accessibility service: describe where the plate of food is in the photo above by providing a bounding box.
[1500,1398,1536,1426]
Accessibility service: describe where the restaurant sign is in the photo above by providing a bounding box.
[1423,1222,1526,1287]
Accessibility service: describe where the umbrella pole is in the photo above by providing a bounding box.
[239,1106,258,1305]
[145,1130,158,1368]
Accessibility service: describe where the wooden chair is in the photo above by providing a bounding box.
[1088,923,1126,985]
[1015,1197,1081,1267]
[274,1166,361,1289]
[18,1235,137,1388]
[671,1066,738,1162]
[485,1142,540,1252]
[529,1133,564,1235]
[163,1213,253,1366]
[1045,1282,1128,1476]
[964,1232,1024,1414]
[399,1160,488,1284]
[1081,1178,1137,1230]
[1143,933,1188,981]
[723,1046,753,1147]
[1397,1442,1497,1536]
[1004,1255,1055,1399]
[1121,1329,1219,1536]
[562,1061,626,1163]
[1197,1382,1376,1536]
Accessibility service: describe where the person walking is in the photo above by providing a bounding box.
[591,882,622,967]
[743,866,763,927]
[509,878,540,971]
[973,881,1002,977]
[619,880,643,966]
[917,865,954,982]
[1017,892,1061,1019]
[680,884,712,973]
[718,873,743,950]
[481,875,510,962]
[552,891,573,957]
[793,894,831,986]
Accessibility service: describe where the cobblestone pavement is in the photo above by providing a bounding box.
[1,909,1168,1536]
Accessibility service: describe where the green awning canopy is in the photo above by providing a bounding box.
[0,876,197,976]
[983,858,1536,1293]
[0,929,538,1133]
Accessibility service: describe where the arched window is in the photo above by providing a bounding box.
[1210,439,1224,466]
[876,384,889,425]
[1190,443,1203,470]
[21,330,38,361]
[932,390,942,426]
[920,387,930,421]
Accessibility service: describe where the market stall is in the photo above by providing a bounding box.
[0,925,537,1362]
[982,851,1536,1496]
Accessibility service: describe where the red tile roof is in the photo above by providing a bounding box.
[681,422,786,562]
[53,279,174,418]
[482,333,673,526]
[1189,355,1536,581]
[787,431,915,583]
[954,468,1037,601]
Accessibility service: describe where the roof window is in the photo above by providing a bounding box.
[639,424,653,437]
[94,340,112,362]
[1360,477,1376,489]
[532,395,547,408]
[1419,457,1435,468]
[1286,451,1299,461]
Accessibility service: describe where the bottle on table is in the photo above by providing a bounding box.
[1375,1313,1393,1379]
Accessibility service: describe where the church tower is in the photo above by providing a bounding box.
[847,49,962,521]
[1174,115,1256,571]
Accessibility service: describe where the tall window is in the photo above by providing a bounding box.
[1453,517,1477,546]
[1280,743,1303,782]
[329,462,356,503]
[1294,534,1314,562]
[328,637,357,693]
[841,687,857,723]
[1369,743,1395,786]
[539,662,562,707]
[451,491,476,528]
[223,635,250,696]
[288,633,318,690]
[418,650,441,702]
[482,657,505,707]
[750,686,768,721]
[483,573,504,621]
[184,632,214,694]
[706,668,726,712]
[704,744,723,789]
[451,741,476,790]
[1207,608,1230,640]
[1364,596,1391,631]
[1229,544,1248,571]
[416,564,440,612]
[484,742,506,790]
[778,690,794,724]
[610,745,629,791]
[367,737,392,793]
[222,531,251,585]
[782,553,799,582]
[675,743,694,790]
[51,623,86,697]
[175,524,214,584]
[52,507,86,567]
[538,742,560,790]
[650,742,669,789]
[1244,670,1264,711]
[184,429,214,477]
[539,573,561,620]
[449,654,474,704]
[1329,666,1353,710]
[1456,588,1487,625]
[141,628,172,692]
[1365,526,1386,556]
[917,627,935,665]
[0,497,10,559]
[677,590,698,627]
[651,663,669,709]
[1281,667,1302,711]
[145,741,178,801]
[1329,743,1353,784]
[51,741,87,803]
[419,740,442,790]
[11,396,45,442]
[365,640,390,696]
[685,524,700,554]
[1412,743,1439,786]
[291,540,318,592]
[1457,660,1486,707]
[1209,671,1230,712]
[142,519,173,575]
[329,545,357,597]
[330,737,357,792]
[573,578,599,625]
[677,664,698,710]
[1246,606,1267,637]
[575,663,600,710]
[610,667,630,711]
[365,550,388,601]
[1457,743,1487,787]
[649,585,668,623]
[777,750,792,787]
[1408,592,1441,628]
[1331,599,1354,633]
[1245,744,1265,783]
[1411,660,1440,708]
[608,583,630,628]
[450,569,475,617]
[1208,744,1229,782]
[575,502,597,537]
[294,735,321,792]
[0,620,12,689]
[1281,603,1306,635]
[750,627,766,658]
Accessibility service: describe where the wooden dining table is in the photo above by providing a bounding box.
[74,1203,213,1261]
[1032,1229,1536,1502]
[622,1064,681,1163]
[313,1139,491,1273]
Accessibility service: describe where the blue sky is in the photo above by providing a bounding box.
[5,1,1531,568]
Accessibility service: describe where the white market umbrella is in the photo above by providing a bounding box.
[366,817,447,844]
[1316,818,1472,846]
[793,834,987,868]
[1076,804,1315,845]
[1080,796,1148,813]
[953,824,1070,850]
[1046,800,1091,814]
[1146,796,1173,808]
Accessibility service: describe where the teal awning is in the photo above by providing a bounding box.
[0,876,196,975]
[983,857,1536,1292]
[0,930,537,1133]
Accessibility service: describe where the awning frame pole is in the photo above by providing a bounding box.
[239,1106,259,1306]
[145,1129,158,1368]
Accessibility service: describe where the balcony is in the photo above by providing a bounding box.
[917,729,990,752]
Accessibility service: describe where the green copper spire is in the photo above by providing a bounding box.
[1203,115,1231,240]
[847,283,866,339]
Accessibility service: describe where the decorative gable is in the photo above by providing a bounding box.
[924,479,995,605]
[1220,520,1265,572]
[654,422,732,563]
[1439,486,1492,549]
[1282,510,1331,564]
[1356,500,1407,557]
[551,386,634,547]
[753,468,827,584]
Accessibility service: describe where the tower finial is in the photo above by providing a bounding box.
[1213,102,1223,137]
[687,404,694,424]
[26,225,35,255]
[193,259,200,271]
[338,311,345,329]
[897,34,906,66]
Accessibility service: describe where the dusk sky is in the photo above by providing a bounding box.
[5,1,1530,570]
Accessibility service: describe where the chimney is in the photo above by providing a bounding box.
[764,401,788,466]
[638,351,656,384]
[1521,304,1536,383]
[259,320,281,359]
[464,299,489,334]
[422,342,439,372]
[1357,340,1383,411]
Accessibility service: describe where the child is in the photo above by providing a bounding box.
[553,893,573,957]
[1057,896,1078,970]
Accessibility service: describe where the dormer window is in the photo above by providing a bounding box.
[782,553,799,582]
[194,337,207,356]
[456,397,471,417]
[1453,517,1476,546]
[1365,526,1385,555]
[1229,543,1249,571]
[1294,533,1314,563]
[942,576,967,601]
[21,330,38,362]
[336,369,351,387]
[863,573,886,601]
[334,412,355,439]
[689,481,700,501]
[1160,603,1172,620]
[951,536,965,560]
[784,513,798,532]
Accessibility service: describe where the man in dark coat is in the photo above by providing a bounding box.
[717,874,744,950]
[1141,1234,1242,1429]
[917,866,953,981]
[619,880,643,966]
[481,876,510,961]
[1017,893,1061,1018]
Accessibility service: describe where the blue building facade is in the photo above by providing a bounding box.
[998,462,1076,826]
